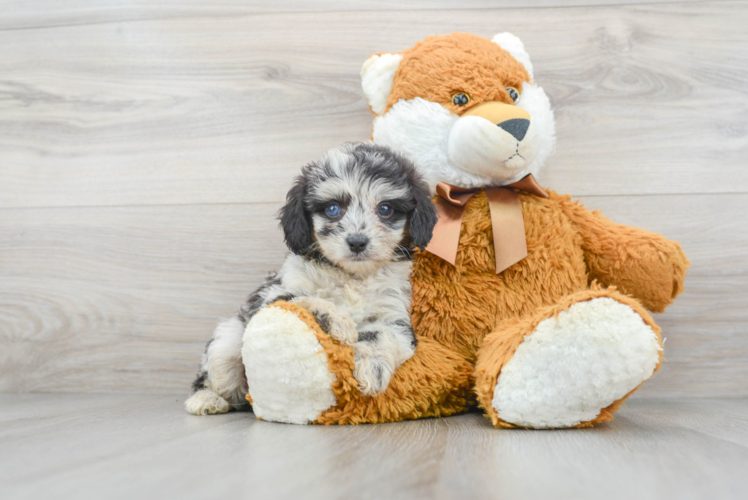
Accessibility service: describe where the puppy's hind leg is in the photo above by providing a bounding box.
[185,315,249,415]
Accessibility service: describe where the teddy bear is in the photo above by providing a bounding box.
[240,32,690,428]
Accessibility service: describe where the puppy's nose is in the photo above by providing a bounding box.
[346,234,369,254]
[497,118,530,141]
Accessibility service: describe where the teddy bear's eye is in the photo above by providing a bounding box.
[451,92,470,106]
[506,87,520,103]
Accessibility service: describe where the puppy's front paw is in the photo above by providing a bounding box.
[322,314,358,345]
[353,352,394,396]
[185,389,230,415]
[291,297,357,345]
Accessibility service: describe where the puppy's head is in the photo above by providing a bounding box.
[279,142,437,274]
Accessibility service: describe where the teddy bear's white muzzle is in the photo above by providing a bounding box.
[447,115,540,180]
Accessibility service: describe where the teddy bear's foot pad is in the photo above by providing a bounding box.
[242,305,337,424]
[493,297,661,429]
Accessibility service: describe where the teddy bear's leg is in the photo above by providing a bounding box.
[474,288,663,429]
[243,301,475,425]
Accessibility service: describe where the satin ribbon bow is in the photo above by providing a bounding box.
[425,174,549,274]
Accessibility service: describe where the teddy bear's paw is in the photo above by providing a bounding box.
[184,389,231,416]
[242,305,337,424]
[492,297,662,429]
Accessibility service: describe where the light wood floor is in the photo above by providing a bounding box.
[1,394,747,500]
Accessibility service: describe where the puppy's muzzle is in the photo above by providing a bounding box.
[346,234,369,254]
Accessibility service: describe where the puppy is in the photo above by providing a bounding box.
[185,142,437,415]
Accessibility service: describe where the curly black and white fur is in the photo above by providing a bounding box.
[185,142,437,415]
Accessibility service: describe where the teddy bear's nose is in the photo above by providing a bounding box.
[497,119,530,141]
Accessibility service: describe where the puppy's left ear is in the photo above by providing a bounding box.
[278,172,313,255]
[408,179,438,250]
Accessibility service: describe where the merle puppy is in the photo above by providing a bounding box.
[186,142,438,415]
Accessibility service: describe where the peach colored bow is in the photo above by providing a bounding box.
[425,174,548,274]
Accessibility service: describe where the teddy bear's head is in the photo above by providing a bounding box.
[361,32,555,191]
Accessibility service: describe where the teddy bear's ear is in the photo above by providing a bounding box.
[361,53,403,115]
[491,33,534,80]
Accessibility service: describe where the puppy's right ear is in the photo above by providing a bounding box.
[278,173,313,255]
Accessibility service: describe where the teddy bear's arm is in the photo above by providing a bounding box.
[558,195,690,313]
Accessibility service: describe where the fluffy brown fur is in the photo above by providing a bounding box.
[411,191,688,363]
[384,33,530,116]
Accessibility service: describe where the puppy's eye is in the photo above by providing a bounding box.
[325,203,341,218]
[451,92,470,106]
[506,87,520,103]
[377,204,394,219]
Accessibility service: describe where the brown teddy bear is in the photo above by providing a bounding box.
[241,32,690,428]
